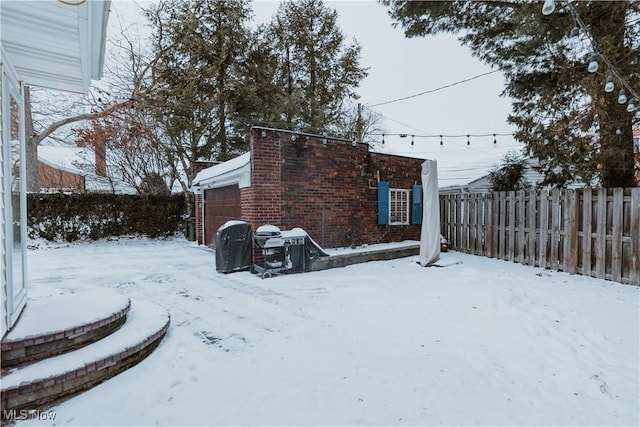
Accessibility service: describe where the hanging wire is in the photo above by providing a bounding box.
[365,69,502,108]
[564,2,639,102]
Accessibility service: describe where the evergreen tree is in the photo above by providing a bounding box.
[384,1,639,187]
[145,0,253,188]
[488,151,531,192]
[268,0,368,134]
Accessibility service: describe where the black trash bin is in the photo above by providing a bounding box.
[215,221,252,273]
[186,217,196,241]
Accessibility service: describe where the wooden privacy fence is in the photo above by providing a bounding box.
[439,188,639,285]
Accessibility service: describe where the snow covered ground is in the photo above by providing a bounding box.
[15,237,640,426]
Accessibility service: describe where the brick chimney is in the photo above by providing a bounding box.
[94,139,107,177]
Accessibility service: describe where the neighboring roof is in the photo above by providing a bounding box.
[1,0,111,93]
[38,145,136,194]
[38,145,92,175]
[192,152,251,193]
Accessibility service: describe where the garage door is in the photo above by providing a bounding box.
[204,184,241,247]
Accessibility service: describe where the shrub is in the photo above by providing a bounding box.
[27,193,187,242]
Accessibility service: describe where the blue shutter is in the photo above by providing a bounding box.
[377,181,389,225]
[412,184,422,224]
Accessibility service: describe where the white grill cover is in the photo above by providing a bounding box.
[419,160,441,266]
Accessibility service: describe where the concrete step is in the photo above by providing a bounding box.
[1,289,131,370]
[1,299,170,415]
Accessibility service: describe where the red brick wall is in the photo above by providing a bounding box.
[246,128,424,248]
[39,162,85,193]
[241,130,283,228]
[195,127,426,250]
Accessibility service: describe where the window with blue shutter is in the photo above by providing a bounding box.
[412,184,422,224]
[377,181,389,224]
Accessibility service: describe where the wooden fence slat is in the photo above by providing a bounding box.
[518,190,526,264]
[582,188,593,277]
[528,190,537,266]
[566,189,579,274]
[439,187,637,285]
[493,193,499,259]
[539,190,549,269]
[470,194,477,254]
[507,191,515,262]
[550,189,560,271]
[611,188,624,282]
[630,188,640,286]
[485,193,493,257]
[562,189,570,272]
[595,188,607,280]
[499,191,506,260]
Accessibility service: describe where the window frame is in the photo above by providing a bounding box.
[388,188,410,225]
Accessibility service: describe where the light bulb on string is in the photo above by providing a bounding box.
[411,135,414,147]
[587,53,599,73]
[466,135,470,146]
[439,135,443,148]
[382,134,385,145]
[493,134,497,147]
[569,26,580,38]
[618,89,627,104]
[542,0,555,15]
[604,75,615,93]
[627,98,637,112]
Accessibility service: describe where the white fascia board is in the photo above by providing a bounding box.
[89,0,110,80]
[192,161,251,194]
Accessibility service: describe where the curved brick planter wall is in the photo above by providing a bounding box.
[1,301,170,418]
[1,302,131,370]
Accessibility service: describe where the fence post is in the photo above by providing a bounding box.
[549,189,561,271]
[611,188,624,283]
[539,189,549,270]
[517,190,526,264]
[565,189,579,274]
[486,193,494,257]
[630,187,640,286]
[582,188,593,278]
[528,189,537,267]
[595,188,607,280]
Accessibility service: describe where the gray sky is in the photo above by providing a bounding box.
[110,0,523,185]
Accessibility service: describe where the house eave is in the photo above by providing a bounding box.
[1,0,111,93]
[192,162,251,194]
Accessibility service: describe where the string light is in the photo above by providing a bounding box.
[587,53,599,73]
[543,1,639,116]
[604,75,615,93]
[618,89,627,105]
[569,25,580,38]
[542,0,555,16]
[375,132,513,148]
[373,132,512,139]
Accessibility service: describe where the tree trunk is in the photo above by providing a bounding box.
[591,3,635,188]
[599,109,635,188]
[24,86,40,193]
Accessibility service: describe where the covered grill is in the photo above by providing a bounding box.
[252,225,328,278]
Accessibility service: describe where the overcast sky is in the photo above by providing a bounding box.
[110,0,523,185]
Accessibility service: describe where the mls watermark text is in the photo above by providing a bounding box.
[3,409,57,421]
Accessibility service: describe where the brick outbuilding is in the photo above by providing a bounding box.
[192,127,427,249]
